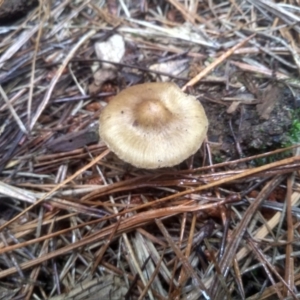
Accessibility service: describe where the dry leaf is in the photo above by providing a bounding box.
[256,85,280,120]
[94,34,125,69]
[149,59,188,81]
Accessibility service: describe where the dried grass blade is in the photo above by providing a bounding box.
[0,149,110,231]
[155,218,210,299]
[209,175,284,299]
[283,175,295,297]
[29,29,96,130]
[182,34,256,91]
[0,86,27,134]
[248,238,298,300]
[91,215,122,274]
[137,248,166,300]
[22,220,55,300]
[236,191,300,261]
[247,238,284,300]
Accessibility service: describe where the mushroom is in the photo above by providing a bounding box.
[99,82,208,169]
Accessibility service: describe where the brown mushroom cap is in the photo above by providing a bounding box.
[99,82,208,169]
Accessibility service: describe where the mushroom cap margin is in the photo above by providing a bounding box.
[99,82,208,169]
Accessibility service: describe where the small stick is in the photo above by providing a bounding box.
[181,34,256,92]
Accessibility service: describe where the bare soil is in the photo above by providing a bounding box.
[201,82,297,160]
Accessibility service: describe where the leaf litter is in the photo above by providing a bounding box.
[0,0,300,299]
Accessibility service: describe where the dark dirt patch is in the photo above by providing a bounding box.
[200,82,297,160]
[0,0,38,24]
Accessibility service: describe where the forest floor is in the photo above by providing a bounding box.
[0,0,300,299]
